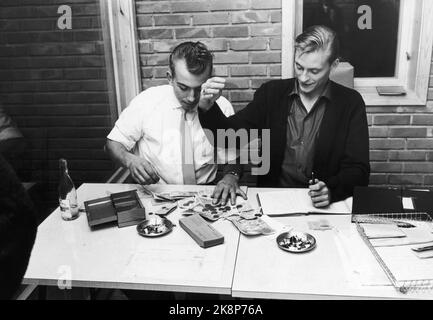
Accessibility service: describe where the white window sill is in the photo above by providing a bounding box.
[357,86,425,106]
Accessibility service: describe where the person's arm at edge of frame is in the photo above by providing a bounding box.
[326,92,370,203]
[0,154,37,300]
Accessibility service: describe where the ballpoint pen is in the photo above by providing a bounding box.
[310,171,316,185]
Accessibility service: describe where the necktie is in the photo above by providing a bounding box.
[180,110,196,185]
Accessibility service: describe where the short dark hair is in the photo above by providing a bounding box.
[169,41,213,77]
[295,25,340,64]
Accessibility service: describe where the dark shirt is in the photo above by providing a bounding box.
[279,81,331,187]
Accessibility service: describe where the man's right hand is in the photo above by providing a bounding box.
[126,154,159,185]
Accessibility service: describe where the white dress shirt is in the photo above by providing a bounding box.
[107,84,234,185]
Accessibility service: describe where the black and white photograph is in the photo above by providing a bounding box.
[1,0,433,307]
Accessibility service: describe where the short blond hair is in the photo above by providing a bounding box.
[295,25,340,64]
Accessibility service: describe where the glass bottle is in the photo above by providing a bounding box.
[58,158,79,221]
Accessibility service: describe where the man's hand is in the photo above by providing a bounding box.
[198,77,226,111]
[308,180,331,208]
[211,173,247,206]
[126,154,160,185]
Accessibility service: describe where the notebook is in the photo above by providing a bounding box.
[256,188,351,216]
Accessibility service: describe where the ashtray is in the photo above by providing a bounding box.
[276,231,316,253]
[136,216,174,237]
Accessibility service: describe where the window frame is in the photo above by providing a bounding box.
[282,0,433,106]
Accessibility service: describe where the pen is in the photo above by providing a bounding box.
[310,171,315,185]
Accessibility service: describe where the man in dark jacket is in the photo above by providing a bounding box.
[197,25,370,207]
[0,154,37,299]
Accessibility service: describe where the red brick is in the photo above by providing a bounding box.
[193,13,230,25]
[389,151,426,161]
[369,127,388,138]
[369,151,389,161]
[138,28,173,39]
[209,0,249,11]
[388,127,427,138]
[140,67,154,78]
[250,52,281,63]
[175,27,211,38]
[231,65,267,77]
[412,115,433,125]
[231,11,269,24]
[269,37,282,50]
[389,175,424,185]
[369,139,405,150]
[139,41,153,53]
[154,14,191,26]
[230,39,267,51]
[172,1,209,13]
[136,2,170,14]
[224,78,250,89]
[140,53,169,66]
[213,65,229,77]
[407,139,433,149]
[230,90,254,102]
[251,24,281,37]
[153,66,168,78]
[369,174,388,185]
[373,115,410,125]
[251,0,282,9]
[370,162,402,173]
[270,10,282,22]
[269,65,281,76]
[404,162,433,173]
[213,26,249,38]
[214,52,248,64]
[136,15,153,27]
[251,78,275,89]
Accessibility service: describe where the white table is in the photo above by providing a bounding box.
[231,188,433,300]
[23,183,240,295]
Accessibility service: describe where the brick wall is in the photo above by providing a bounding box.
[135,0,282,114]
[135,0,433,189]
[0,0,115,212]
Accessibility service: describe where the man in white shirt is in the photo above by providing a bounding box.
[106,41,246,204]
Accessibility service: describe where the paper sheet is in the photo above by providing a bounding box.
[362,224,407,239]
[369,222,433,247]
[333,228,391,286]
[375,246,433,281]
[121,244,226,283]
[257,189,351,216]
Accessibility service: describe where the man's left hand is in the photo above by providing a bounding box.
[212,173,247,206]
[198,77,225,111]
[308,180,331,208]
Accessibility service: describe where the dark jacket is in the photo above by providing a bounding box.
[199,78,370,202]
[0,154,37,299]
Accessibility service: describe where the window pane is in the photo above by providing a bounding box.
[303,0,400,78]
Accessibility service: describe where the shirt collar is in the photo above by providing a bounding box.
[167,85,198,114]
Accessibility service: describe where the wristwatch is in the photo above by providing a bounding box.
[225,171,240,179]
